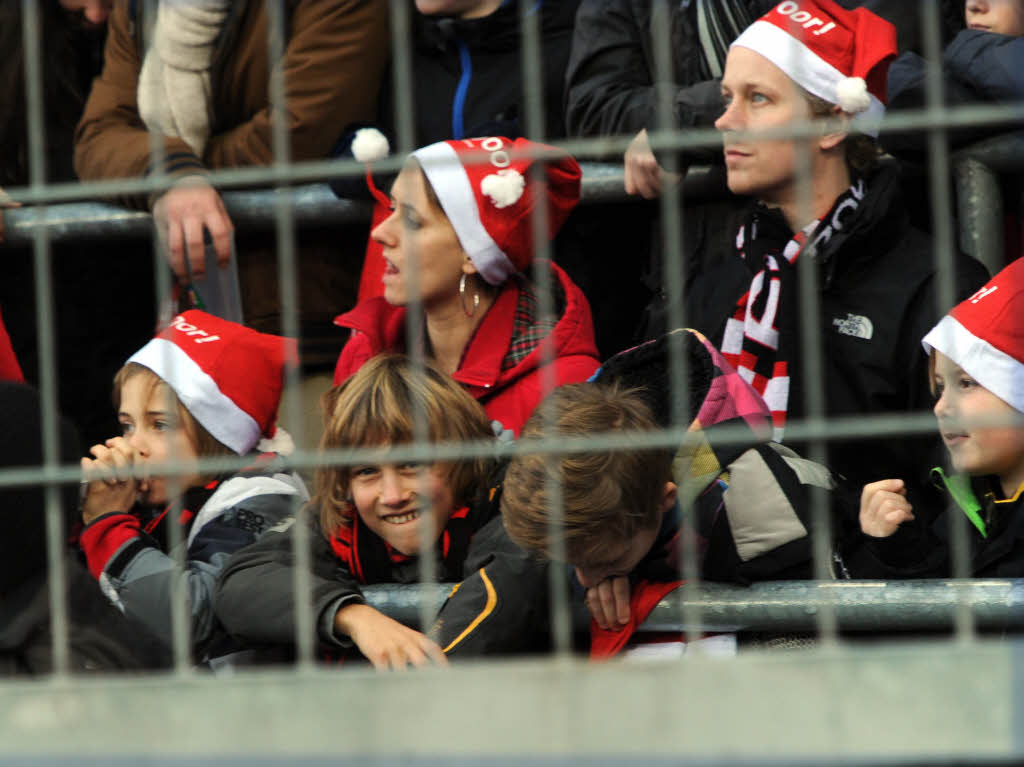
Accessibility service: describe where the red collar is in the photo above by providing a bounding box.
[334,297,407,351]
[333,281,521,393]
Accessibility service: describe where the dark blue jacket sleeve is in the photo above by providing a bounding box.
[944,29,1024,101]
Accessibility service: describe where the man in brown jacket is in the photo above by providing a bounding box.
[75,0,390,375]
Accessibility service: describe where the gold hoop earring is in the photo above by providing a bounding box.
[459,273,480,318]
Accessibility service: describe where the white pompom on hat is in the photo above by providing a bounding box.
[922,258,1024,415]
[352,127,390,163]
[128,311,298,455]
[412,137,582,285]
[351,127,392,209]
[835,76,871,114]
[730,0,898,136]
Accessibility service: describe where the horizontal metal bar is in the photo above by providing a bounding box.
[4,100,1023,207]
[0,408,960,493]
[1,186,372,246]
[0,164,733,247]
[5,130,1021,247]
[367,579,1024,634]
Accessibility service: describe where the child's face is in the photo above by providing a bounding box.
[118,375,201,507]
[965,0,1024,36]
[349,459,456,556]
[572,523,662,589]
[933,351,1024,495]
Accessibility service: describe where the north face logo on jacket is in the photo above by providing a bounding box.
[832,313,874,340]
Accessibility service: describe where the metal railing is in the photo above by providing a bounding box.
[0,162,733,245]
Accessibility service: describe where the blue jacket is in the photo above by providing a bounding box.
[944,29,1024,101]
[885,29,1024,154]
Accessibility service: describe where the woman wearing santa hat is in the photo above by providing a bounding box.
[652,0,989,527]
[332,136,601,436]
[77,311,309,661]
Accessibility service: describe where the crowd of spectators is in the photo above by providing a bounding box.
[1,0,1023,673]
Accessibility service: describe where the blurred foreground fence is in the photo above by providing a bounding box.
[4,135,1024,765]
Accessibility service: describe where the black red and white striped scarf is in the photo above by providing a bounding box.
[720,181,866,440]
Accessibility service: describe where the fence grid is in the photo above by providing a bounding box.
[3,0,1024,761]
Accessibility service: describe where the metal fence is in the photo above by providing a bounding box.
[3,0,1024,763]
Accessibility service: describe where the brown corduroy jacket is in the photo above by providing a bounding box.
[74,0,391,366]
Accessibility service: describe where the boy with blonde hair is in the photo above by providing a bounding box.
[434,330,837,658]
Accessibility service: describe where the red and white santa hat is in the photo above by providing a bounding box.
[923,258,1024,415]
[128,311,298,454]
[731,0,898,137]
[411,137,582,285]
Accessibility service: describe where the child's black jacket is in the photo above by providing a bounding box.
[215,482,501,661]
[842,475,1024,578]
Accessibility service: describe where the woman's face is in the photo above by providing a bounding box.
[349,458,457,556]
[715,46,818,206]
[965,0,1024,36]
[371,165,473,309]
[118,375,201,507]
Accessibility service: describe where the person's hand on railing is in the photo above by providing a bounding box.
[334,602,449,671]
[152,177,233,283]
[80,436,138,524]
[0,186,21,245]
[584,575,632,630]
[623,128,683,200]
[860,478,915,538]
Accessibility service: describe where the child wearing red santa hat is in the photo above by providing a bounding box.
[78,310,309,660]
[333,135,600,436]
[857,258,1024,577]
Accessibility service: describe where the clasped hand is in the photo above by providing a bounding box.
[80,437,139,524]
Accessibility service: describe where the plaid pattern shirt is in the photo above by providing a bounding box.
[501,275,563,371]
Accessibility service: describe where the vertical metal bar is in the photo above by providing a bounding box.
[163,390,193,673]
[136,0,192,675]
[389,0,415,156]
[382,1,435,637]
[265,0,315,668]
[920,0,974,641]
[778,11,836,647]
[380,3,437,636]
[648,0,699,648]
[21,0,70,678]
[520,0,571,658]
